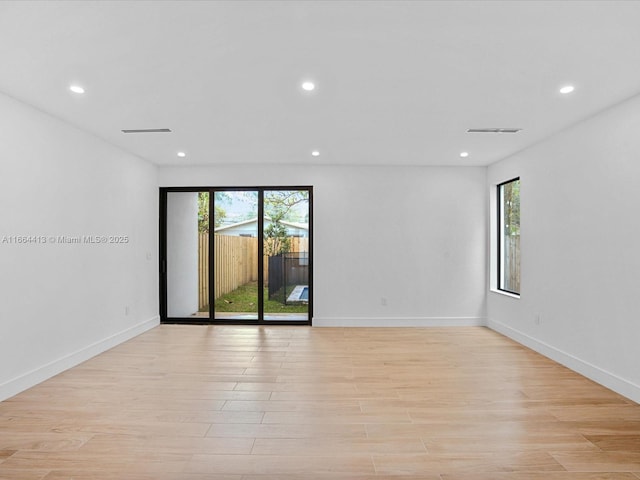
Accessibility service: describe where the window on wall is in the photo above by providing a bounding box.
[498,178,520,295]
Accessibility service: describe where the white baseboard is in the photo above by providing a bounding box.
[488,318,640,404]
[313,316,486,327]
[0,316,160,401]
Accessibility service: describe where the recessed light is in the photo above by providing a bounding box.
[301,81,315,91]
[311,150,320,157]
[177,152,186,158]
[559,85,575,94]
[460,152,469,158]
[69,85,85,94]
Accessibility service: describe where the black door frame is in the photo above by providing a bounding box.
[159,186,313,325]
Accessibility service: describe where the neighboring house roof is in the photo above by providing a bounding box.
[279,220,308,231]
[214,217,308,233]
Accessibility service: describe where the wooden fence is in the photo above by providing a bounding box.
[504,235,520,293]
[198,233,210,310]
[198,234,309,309]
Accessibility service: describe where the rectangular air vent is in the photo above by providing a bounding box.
[467,128,522,133]
[121,128,172,133]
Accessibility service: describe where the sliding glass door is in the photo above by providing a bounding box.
[213,190,259,321]
[263,190,310,322]
[161,187,312,325]
[165,191,209,319]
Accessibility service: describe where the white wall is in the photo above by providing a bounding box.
[160,165,487,326]
[166,192,199,317]
[487,94,640,403]
[0,92,159,401]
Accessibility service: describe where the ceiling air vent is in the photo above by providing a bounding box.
[467,128,522,134]
[121,128,172,133]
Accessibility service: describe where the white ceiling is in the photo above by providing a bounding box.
[2,0,640,167]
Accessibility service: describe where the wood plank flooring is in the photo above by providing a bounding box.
[1,325,639,479]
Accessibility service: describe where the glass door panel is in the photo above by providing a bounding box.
[166,191,209,318]
[263,190,310,322]
[213,191,259,320]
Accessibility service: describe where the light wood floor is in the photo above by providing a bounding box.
[1,326,639,480]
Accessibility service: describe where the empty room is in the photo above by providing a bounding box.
[1,1,639,478]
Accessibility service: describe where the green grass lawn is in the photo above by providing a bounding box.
[206,281,308,313]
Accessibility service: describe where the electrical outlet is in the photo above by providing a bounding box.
[535,313,541,325]
[125,306,130,316]
[381,297,387,306]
